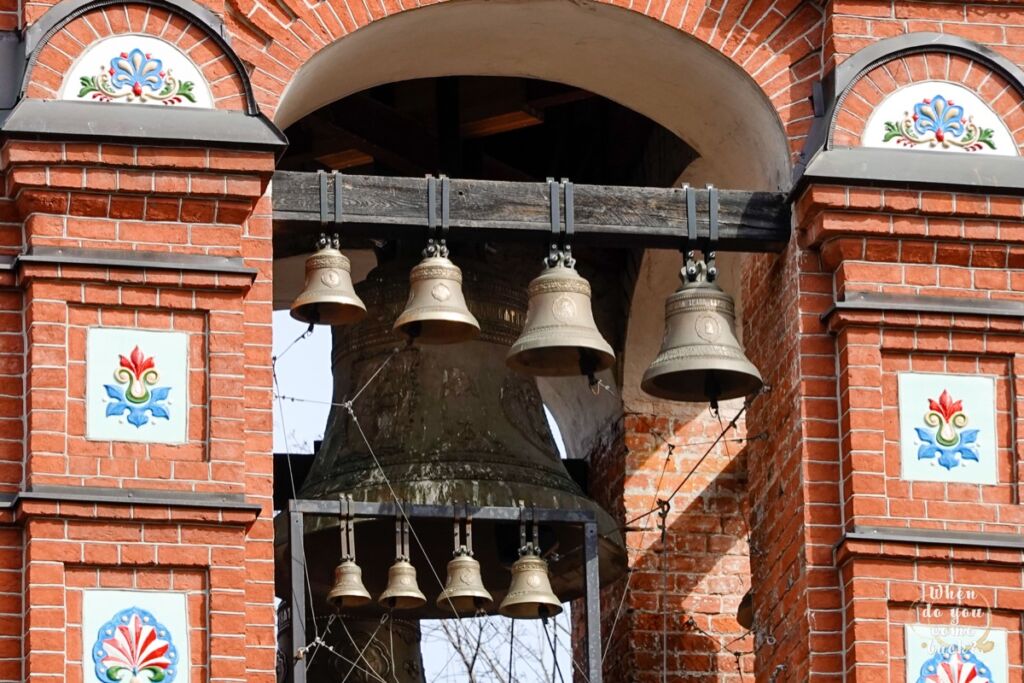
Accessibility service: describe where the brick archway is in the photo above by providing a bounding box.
[252,0,821,191]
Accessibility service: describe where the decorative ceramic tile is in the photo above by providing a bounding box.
[61,34,213,108]
[83,589,191,683]
[905,624,1007,683]
[862,81,1017,156]
[86,327,188,443]
[898,373,997,485]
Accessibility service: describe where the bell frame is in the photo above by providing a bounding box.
[286,498,603,683]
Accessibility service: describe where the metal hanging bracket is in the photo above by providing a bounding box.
[562,179,576,268]
[706,184,719,282]
[547,178,560,267]
[683,184,699,282]
[424,174,451,258]
[334,171,344,225]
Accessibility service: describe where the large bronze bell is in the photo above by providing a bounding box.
[506,260,614,377]
[641,261,762,404]
[290,234,367,326]
[437,550,492,615]
[287,246,626,619]
[498,550,563,619]
[393,253,480,344]
[326,560,372,610]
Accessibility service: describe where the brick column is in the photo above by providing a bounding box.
[1,139,278,682]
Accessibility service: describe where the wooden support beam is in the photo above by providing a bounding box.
[271,171,791,257]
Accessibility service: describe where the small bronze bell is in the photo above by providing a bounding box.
[641,258,762,404]
[499,549,562,619]
[290,233,366,326]
[393,253,480,344]
[507,261,614,377]
[379,517,427,610]
[327,495,372,611]
[437,550,492,615]
[379,559,427,610]
[326,560,372,610]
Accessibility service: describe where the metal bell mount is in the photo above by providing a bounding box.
[437,503,492,615]
[326,494,372,610]
[507,180,615,377]
[393,175,480,344]
[379,511,427,610]
[641,185,763,407]
[499,507,562,619]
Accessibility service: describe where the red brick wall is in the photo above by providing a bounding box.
[0,134,278,681]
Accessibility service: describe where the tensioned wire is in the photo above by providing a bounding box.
[277,335,592,681]
[276,325,761,679]
[282,331,493,676]
[600,395,758,665]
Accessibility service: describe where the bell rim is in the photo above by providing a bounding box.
[290,298,368,326]
[506,343,615,377]
[393,314,482,344]
[640,365,764,402]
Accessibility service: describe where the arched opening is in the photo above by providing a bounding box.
[271,5,790,678]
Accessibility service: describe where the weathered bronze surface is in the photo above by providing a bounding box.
[436,551,492,615]
[290,245,367,325]
[393,254,480,343]
[379,559,428,610]
[326,560,372,610]
[642,273,763,403]
[507,262,615,377]
[498,551,563,620]
[303,616,426,683]
[296,249,626,618]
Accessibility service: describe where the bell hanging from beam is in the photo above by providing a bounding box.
[394,175,480,344]
[437,507,492,615]
[641,252,762,405]
[326,496,372,611]
[379,516,427,610]
[290,233,367,326]
[499,508,562,619]
[499,550,562,620]
[507,181,614,376]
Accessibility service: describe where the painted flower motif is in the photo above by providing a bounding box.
[913,96,965,142]
[929,389,964,423]
[109,49,165,97]
[104,346,172,428]
[917,647,992,683]
[93,607,178,682]
[915,389,980,471]
[77,47,196,105]
[883,94,997,152]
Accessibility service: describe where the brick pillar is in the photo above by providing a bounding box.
[1,139,278,681]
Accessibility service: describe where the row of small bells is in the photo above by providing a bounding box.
[329,502,561,619]
[291,218,763,618]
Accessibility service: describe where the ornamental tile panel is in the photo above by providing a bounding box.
[86,327,189,444]
[897,373,997,485]
[862,81,1016,156]
[61,34,213,108]
[905,624,1007,683]
[82,589,191,683]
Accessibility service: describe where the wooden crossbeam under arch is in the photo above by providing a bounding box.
[271,171,791,258]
